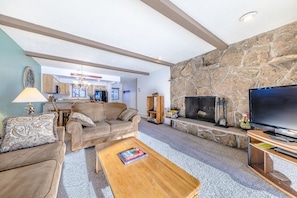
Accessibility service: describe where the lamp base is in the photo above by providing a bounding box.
[29,106,35,115]
[24,102,35,115]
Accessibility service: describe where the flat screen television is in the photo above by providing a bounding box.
[249,84,297,138]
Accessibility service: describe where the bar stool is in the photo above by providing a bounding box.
[52,102,71,126]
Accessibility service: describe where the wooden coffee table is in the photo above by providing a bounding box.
[95,137,200,198]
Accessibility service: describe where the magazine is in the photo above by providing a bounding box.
[117,147,148,165]
[255,142,275,150]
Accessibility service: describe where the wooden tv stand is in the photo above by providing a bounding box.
[247,130,297,197]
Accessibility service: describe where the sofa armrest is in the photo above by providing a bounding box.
[66,120,81,133]
[66,120,83,151]
[130,114,141,123]
[130,114,141,136]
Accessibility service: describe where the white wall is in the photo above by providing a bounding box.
[136,67,171,121]
[122,78,137,109]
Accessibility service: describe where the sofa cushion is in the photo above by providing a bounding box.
[0,160,62,198]
[104,102,127,120]
[69,112,96,127]
[118,108,138,121]
[106,120,134,133]
[72,102,105,122]
[0,141,65,172]
[82,122,111,141]
[0,113,58,153]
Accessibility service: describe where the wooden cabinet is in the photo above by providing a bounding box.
[94,85,107,90]
[43,74,58,93]
[247,130,297,197]
[147,95,164,124]
[43,74,69,94]
[58,82,69,94]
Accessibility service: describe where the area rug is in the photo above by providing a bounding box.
[57,119,289,198]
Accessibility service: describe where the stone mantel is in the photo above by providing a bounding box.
[170,117,248,150]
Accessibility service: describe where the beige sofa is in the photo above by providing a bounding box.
[0,113,66,198]
[66,102,141,151]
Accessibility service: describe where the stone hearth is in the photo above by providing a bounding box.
[171,118,247,149]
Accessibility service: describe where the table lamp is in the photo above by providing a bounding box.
[12,87,48,115]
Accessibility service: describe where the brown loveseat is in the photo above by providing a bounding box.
[66,102,141,151]
[0,113,66,198]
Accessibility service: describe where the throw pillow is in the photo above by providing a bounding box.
[0,113,58,153]
[69,112,96,127]
[118,108,138,121]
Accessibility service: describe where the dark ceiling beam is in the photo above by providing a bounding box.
[141,0,228,50]
[25,51,150,76]
[0,14,174,67]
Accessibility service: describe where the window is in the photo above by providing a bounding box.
[72,85,87,97]
[111,88,119,100]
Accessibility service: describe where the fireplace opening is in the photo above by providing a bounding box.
[185,96,216,123]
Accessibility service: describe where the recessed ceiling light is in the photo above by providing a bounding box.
[239,11,257,22]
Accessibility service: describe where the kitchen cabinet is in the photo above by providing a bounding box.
[43,74,69,94]
[94,85,107,90]
[43,74,58,93]
[58,82,69,94]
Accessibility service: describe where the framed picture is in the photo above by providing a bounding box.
[23,66,35,87]
[111,88,119,100]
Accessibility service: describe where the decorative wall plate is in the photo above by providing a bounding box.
[23,66,35,87]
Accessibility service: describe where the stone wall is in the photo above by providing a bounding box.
[171,21,297,127]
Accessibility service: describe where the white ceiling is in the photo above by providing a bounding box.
[0,0,297,82]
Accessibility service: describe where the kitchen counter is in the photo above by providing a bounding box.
[43,102,72,113]
[60,98,90,102]
[43,99,90,113]
[43,100,90,126]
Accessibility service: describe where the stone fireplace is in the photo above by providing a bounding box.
[170,21,297,128]
[169,22,297,150]
[185,96,216,123]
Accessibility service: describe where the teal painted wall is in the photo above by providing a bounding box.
[0,28,43,125]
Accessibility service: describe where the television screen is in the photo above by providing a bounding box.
[249,85,297,136]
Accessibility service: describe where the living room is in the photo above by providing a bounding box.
[0,1,297,197]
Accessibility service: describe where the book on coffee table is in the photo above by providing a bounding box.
[117,147,148,165]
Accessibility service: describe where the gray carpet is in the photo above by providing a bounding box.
[57,119,289,198]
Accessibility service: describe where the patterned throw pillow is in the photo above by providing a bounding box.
[118,108,138,121]
[69,112,96,127]
[0,113,58,153]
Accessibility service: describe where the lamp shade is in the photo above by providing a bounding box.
[12,87,47,103]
